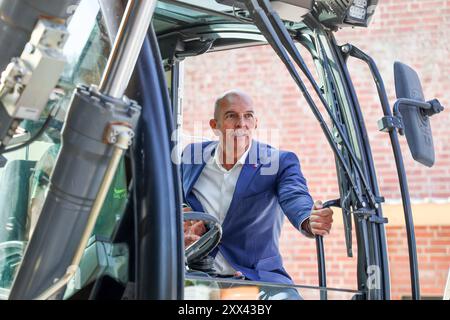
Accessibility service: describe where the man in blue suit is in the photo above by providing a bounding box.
[182,90,334,299]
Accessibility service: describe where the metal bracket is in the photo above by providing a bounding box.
[0,19,68,121]
[340,44,352,63]
[368,215,388,225]
[377,115,404,135]
[104,124,135,148]
[354,208,388,225]
[374,195,385,209]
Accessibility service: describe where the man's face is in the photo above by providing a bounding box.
[210,95,258,151]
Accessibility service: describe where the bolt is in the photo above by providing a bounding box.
[24,43,36,55]
[341,45,350,53]
[128,107,137,117]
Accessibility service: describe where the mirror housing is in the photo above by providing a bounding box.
[394,62,444,167]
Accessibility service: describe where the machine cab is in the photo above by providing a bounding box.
[0,0,444,300]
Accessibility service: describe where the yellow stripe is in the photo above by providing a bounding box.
[331,203,450,227]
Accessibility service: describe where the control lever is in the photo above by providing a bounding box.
[315,198,341,300]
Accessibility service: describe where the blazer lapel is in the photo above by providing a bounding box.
[222,141,263,231]
[184,141,218,210]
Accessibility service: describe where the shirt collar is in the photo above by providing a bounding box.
[213,141,252,170]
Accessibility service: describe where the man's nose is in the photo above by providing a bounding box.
[235,115,246,127]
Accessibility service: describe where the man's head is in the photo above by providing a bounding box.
[210,89,258,153]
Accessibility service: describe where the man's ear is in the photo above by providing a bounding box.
[210,119,220,136]
[209,119,217,129]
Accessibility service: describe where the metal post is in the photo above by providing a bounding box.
[345,44,420,300]
[99,0,157,98]
[98,0,124,44]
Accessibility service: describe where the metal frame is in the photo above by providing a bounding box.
[342,44,420,300]
[330,37,391,300]
[99,0,157,98]
[135,0,393,300]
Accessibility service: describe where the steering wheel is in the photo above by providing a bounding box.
[183,212,222,274]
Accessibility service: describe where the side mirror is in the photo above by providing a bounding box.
[394,62,444,167]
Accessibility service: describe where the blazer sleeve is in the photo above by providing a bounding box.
[276,151,314,230]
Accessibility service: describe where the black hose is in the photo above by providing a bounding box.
[0,113,54,155]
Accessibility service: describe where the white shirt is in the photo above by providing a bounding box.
[192,142,251,275]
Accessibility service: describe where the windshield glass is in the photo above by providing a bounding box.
[184,275,361,300]
[179,21,369,299]
[154,0,250,34]
[0,0,384,301]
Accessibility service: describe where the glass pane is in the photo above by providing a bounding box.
[185,275,361,300]
[154,0,245,34]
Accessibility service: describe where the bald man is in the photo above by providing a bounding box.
[181,90,333,300]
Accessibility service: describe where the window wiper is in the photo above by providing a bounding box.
[314,36,357,258]
[296,31,355,259]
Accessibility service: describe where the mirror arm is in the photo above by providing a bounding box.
[424,98,444,117]
[387,98,445,136]
[393,98,442,115]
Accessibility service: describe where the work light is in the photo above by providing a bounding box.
[347,0,368,23]
[313,0,378,29]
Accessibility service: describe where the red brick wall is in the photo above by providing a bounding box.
[279,224,450,300]
[334,0,450,201]
[182,0,450,299]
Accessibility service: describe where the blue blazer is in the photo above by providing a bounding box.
[181,140,313,284]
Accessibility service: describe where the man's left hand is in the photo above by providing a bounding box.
[309,200,334,236]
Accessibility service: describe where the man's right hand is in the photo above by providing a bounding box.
[183,206,207,247]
